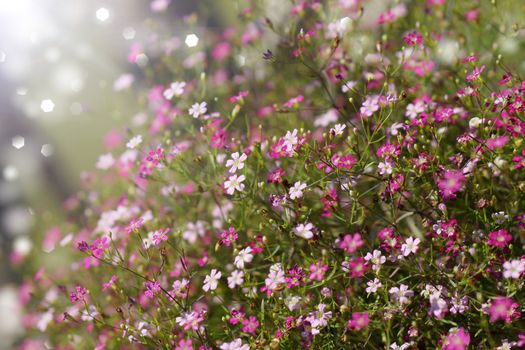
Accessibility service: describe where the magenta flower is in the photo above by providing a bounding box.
[125,218,144,234]
[242,315,259,334]
[443,327,470,350]
[144,281,161,299]
[338,233,364,253]
[487,229,512,248]
[347,312,369,330]
[309,261,328,281]
[466,65,485,82]
[489,297,519,323]
[90,236,109,258]
[220,227,238,246]
[437,169,465,199]
[402,31,423,46]
[70,286,88,303]
[348,257,368,278]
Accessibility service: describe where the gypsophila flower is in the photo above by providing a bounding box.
[503,259,525,279]
[224,174,245,195]
[293,222,315,239]
[188,101,207,118]
[389,284,414,305]
[401,237,420,256]
[203,269,221,292]
[219,338,250,350]
[225,152,247,173]
[126,135,143,149]
[330,123,346,136]
[163,81,186,99]
[364,250,386,271]
[234,247,253,269]
[289,181,307,200]
[227,270,244,289]
[366,278,383,293]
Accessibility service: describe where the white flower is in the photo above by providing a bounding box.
[203,269,221,292]
[224,174,245,195]
[225,152,247,173]
[265,263,285,291]
[96,153,115,170]
[364,250,386,271]
[360,97,379,117]
[289,181,307,200]
[189,101,207,118]
[285,295,302,311]
[341,81,357,93]
[401,237,420,256]
[389,284,414,305]
[126,135,143,149]
[293,222,315,240]
[366,278,383,293]
[220,338,250,350]
[503,259,525,279]
[330,123,346,136]
[283,129,299,152]
[378,161,394,175]
[325,17,352,39]
[227,270,244,289]
[405,101,425,119]
[163,81,186,99]
[234,247,253,269]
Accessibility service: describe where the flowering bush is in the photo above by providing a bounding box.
[20,1,525,349]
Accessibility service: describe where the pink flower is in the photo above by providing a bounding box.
[338,233,364,253]
[242,315,259,334]
[486,135,508,150]
[488,297,519,323]
[152,228,170,246]
[175,339,193,350]
[90,236,110,258]
[220,227,238,246]
[309,261,328,281]
[70,286,88,303]
[443,327,470,350]
[144,281,161,298]
[282,95,304,108]
[348,257,367,278]
[487,229,512,248]
[437,169,465,199]
[229,90,249,104]
[347,312,369,330]
[102,275,117,291]
[403,31,423,46]
[466,65,485,82]
[125,218,144,234]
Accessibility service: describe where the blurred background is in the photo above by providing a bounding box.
[0,0,239,346]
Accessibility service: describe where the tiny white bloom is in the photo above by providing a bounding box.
[96,153,115,170]
[378,161,394,175]
[126,135,143,149]
[293,222,315,240]
[227,270,244,289]
[401,237,420,256]
[234,247,253,269]
[224,174,245,195]
[203,269,221,292]
[163,81,186,99]
[330,123,346,136]
[189,101,207,118]
[503,259,525,279]
[289,181,307,200]
[225,152,248,173]
[366,278,383,293]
